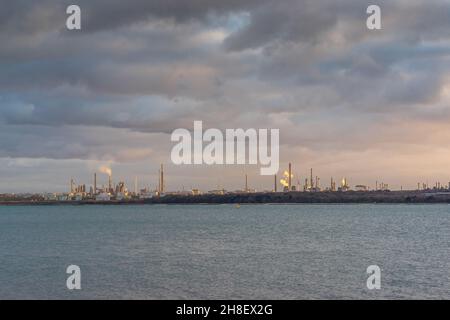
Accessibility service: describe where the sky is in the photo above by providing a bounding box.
[2,0,450,193]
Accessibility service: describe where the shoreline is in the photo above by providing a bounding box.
[2,190,450,205]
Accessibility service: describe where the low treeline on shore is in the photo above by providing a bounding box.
[2,190,450,205]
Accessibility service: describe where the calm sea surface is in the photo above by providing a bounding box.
[0,204,449,299]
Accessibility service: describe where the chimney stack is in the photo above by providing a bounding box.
[160,164,164,194]
[288,163,292,191]
[94,173,97,195]
[135,176,138,195]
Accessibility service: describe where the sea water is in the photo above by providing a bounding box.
[0,204,449,299]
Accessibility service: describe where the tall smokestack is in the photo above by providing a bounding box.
[94,173,97,195]
[274,174,277,192]
[310,168,313,190]
[108,174,112,193]
[245,174,248,192]
[288,163,292,190]
[158,168,160,194]
[160,164,164,194]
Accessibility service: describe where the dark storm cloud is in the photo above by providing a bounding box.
[0,0,266,35]
[223,0,341,51]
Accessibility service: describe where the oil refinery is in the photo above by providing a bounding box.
[64,164,167,201]
[20,161,450,203]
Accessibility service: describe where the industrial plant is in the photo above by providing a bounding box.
[61,164,167,201]
[2,160,450,205]
[0,161,439,204]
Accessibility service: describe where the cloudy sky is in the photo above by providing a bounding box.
[2,0,450,193]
